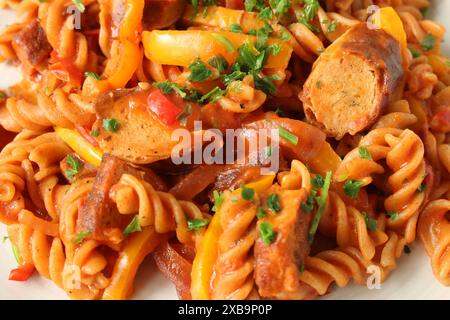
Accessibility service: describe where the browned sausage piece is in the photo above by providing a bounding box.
[93,88,193,164]
[254,186,311,299]
[11,20,51,71]
[143,0,186,30]
[76,154,167,245]
[300,23,404,139]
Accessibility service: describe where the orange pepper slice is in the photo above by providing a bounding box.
[190,174,275,300]
[142,30,293,71]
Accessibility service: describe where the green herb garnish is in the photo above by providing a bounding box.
[72,0,85,13]
[65,154,83,180]
[187,218,210,232]
[256,207,266,219]
[241,185,255,201]
[211,33,236,53]
[362,212,377,231]
[212,190,224,212]
[208,55,229,73]
[421,34,435,51]
[308,171,332,243]
[266,193,281,213]
[84,72,101,80]
[123,216,142,237]
[343,179,364,199]
[188,60,212,82]
[103,118,120,132]
[259,222,276,245]
[358,146,372,160]
[74,230,91,245]
[277,126,298,145]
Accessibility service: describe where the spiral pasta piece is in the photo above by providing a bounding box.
[7,216,65,288]
[110,173,208,246]
[319,191,389,261]
[59,177,112,299]
[418,199,450,285]
[360,128,426,243]
[0,89,95,132]
[210,190,257,300]
[0,131,71,223]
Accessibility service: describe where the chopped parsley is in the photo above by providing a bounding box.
[74,230,91,245]
[362,212,377,231]
[155,81,187,98]
[420,7,428,18]
[241,185,255,201]
[301,193,315,213]
[211,33,236,53]
[259,222,276,245]
[84,72,101,80]
[270,0,290,17]
[410,48,421,58]
[65,154,83,180]
[266,193,281,213]
[72,0,85,13]
[277,126,298,145]
[297,0,320,32]
[257,7,273,20]
[200,86,227,103]
[421,34,435,51]
[343,179,364,199]
[269,44,281,56]
[103,118,120,132]
[386,210,399,221]
[90,128,99,137]
[176,104,192,126]
[188,60,212,82]
[12,244,20,264]
[212,190,224,212]
[253,73,280,95]
[208,55,229,73]
[187,218,210,232]
[417,183,427,193]
[229,23,243,33]
[358,146,372,160]
[308,171,332,243]
[299,262,305,273]
[123,216,142,237]
[256,207,266,219]
[327,20,337,33]
[312,174,324,189]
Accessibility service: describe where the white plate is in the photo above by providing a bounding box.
[0,2,449,300]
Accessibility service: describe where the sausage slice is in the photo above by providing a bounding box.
[92,88,187,164]
[76,154,167,245]
[300,23,404,139]
[254,186,311,299]
[12,20,51,73]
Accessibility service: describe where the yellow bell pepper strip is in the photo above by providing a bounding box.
[54,127,103,167]
[372,7,408,68]
[183,5,265,33]
[119,0,145,42]
[309,142,342,176]
[82,40,142,96]
[82,0,144,96]
[191,173,275,300]
[103,227,162,300]
[142,30,293,71]
[372,7,407,50]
